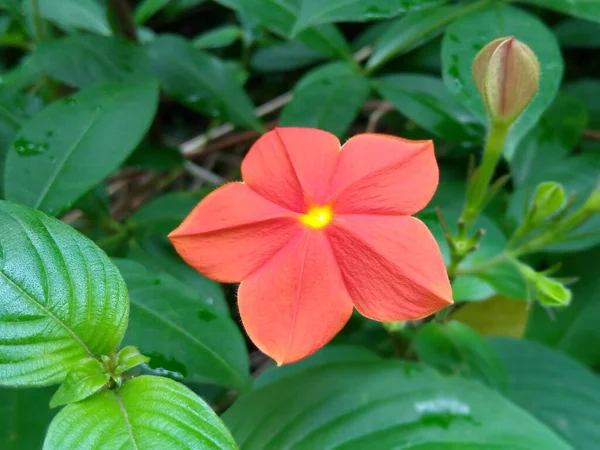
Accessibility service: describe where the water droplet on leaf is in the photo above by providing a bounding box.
[14,137,49,156]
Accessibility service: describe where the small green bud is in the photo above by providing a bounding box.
[518,264,572,307]
[472,36,540,124]
[115,345,150,374]
[529,182,566,223]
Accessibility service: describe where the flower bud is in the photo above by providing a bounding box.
[472,37,540,124]
[518,264,571,307]
[529,181,566,223]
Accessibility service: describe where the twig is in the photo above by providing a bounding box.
[366,101,394,132]
[183,161,225,185]
[583,129,600,141]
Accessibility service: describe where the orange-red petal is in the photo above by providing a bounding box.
[327,134,438,215]
[238,230,353,365]
[241,127,340,210]
[169,182,300,283]
[327,214,452,321]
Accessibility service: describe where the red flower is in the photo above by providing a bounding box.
[169,128,452,365]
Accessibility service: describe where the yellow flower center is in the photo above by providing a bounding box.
[300,205,333,229]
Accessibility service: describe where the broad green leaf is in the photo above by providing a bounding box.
[146,35,262,131]
[491,338,600,450]
[526,246,600,367]
[373,74,484,145]
[37,0,111,35]
[44,376,238,450]
[0,386,56,450]
[221,0,353,59]
[451,295,528,338]
[50,358,109,408]
[293,0,446,34]
[250,40,325,72]
[564,79,600,128]
[34,35,152,88]
[521,0,600,23]
[0,54,45,92]
[224,357,570,449]
[508,96,600,252]
[414,321,508,390]
[367,5,458,72]
[0,201,129,386]
[192,25,243,49]
[115,259,250,390]
[280,63,370,137]
[134,0,171,24]
[4,80,158,216]
[442,4,563,159]
[555,19,600,47]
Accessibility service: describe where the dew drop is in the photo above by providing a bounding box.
[14,137,49,156]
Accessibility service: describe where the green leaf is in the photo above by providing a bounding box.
[115,259,250,390]
[50,358,109,408]
[37,0,111,36]
[442,4,563,159]
[114,346,150,373]
[293,0,446,35]
[250,40,325,72]
[0,386,56,450]
[526,246,600,368]
[0,201,129,386]
[4,79,158,216]
[146,34,262,131]
[366,5,457,73]
[222,0,352,59]
[34,35,152,88]
[133,0,171,24]
[224,357,570,449]
[280,63,370,137]
[414,321,508,390]
[192,25,243,49]
[564,79,600,128]
[373,74,484,144]
[521,0,600,23]
[555,19,600,47]
[44,376,238,450]
[491,338,600,450]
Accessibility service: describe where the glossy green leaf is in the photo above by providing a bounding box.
[115,259,250,390]
[373,73,484,144]
[50,358,109,408]
[293,0,446,34]
[134,0,171,24]
[491,338,600,450]
[366,4,458,72]
[442,4,563,159]
[4,80,158,216]
[115,346,150,374]
[555,19,600,47]
[521,0,600,23]
[414,321,508,390]
[250,40,325,72]
[44,376,238,450]
[192,25,243,49]
[527,246,600,367]
[34,35,152,88]
[280,63,370,137]
[224,357,570,449]
[0,201,129,386]
[222,0,353,59]
[147,35,262,131]
[0,386,56,450]
[37,0,111,35]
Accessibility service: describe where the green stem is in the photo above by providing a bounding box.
[460,120,509,230]
[30,0,44,41]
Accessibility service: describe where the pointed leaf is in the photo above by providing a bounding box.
[44,376,238,450]
[36,0,111,36]
[50,358,109,408]
[4,80,159,216]
[0,201,129,386]
[521,0,600,23]
[115,346,150,373]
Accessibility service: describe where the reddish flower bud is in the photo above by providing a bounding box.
[472,37,540,124]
